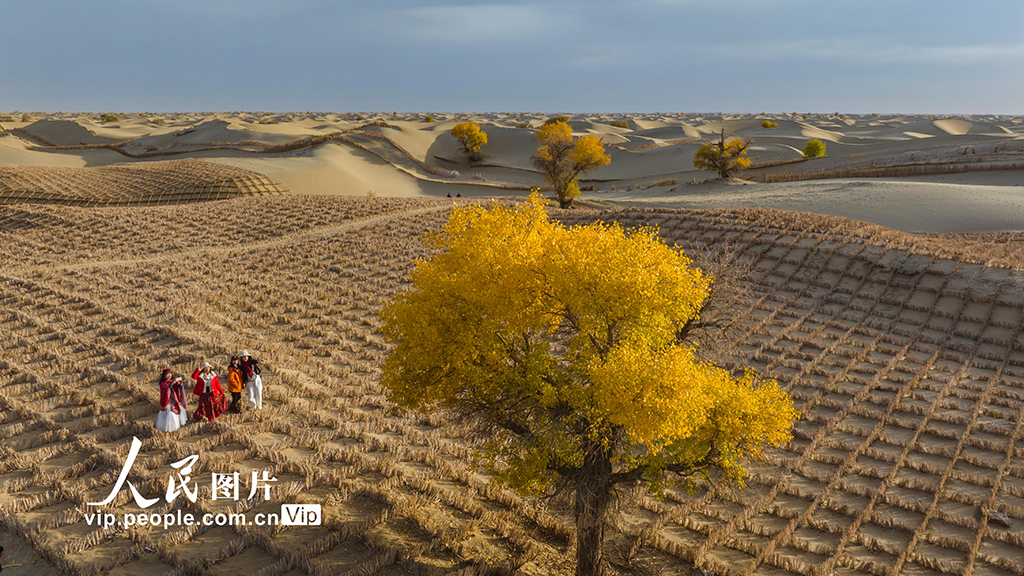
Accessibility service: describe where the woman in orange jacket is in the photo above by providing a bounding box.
[226,355,245,412]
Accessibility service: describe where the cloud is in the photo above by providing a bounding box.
[379,4,556,43]
[703,38,1024,64]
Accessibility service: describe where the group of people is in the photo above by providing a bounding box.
[155,350,264,432]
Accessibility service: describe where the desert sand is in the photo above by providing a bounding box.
[2,112,1024,575]
[2,111,1023,232]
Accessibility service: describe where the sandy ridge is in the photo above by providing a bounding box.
[5,113,1024,232]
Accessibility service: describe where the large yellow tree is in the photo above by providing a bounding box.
[532,121,610,209]
[380,195,797,576]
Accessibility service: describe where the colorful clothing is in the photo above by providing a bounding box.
[192,369,227,421]
[156,379,187,432]
[227,366,245,393]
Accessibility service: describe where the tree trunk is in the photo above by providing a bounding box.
[575,443,614,576]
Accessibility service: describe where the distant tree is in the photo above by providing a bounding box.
[379,194,798,576]
[693,129,754,178]
[760,120,778,128]
[99,113,120,123]
[532,121,610,209]
[450,121,488,162]
[424,115,435,123]
[803,139,827,158]
[543,114,571,126]
[609,120,630,129]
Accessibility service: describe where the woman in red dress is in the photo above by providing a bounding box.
[192,361,228,421]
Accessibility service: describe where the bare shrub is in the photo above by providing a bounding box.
[543,114,571,126]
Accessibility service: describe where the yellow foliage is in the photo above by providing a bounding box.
[571,135,611,171]
[532,121,610,209]
[693,133,753,178]
[450,121,488,161]
[380,194,797,495]
[803,139,827,158]
[536,120,573,146]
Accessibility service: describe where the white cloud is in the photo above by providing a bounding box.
[380,4,555,43]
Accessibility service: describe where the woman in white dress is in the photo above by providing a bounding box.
[239,351,263,410]
[156,369,187,432]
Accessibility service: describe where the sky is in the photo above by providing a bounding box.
[2,0,1022,114]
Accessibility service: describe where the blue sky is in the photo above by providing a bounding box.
[2,0,1022,113]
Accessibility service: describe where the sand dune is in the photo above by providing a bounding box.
[20,119,125,146]
[2,111,1023,232]
[594,176,1024,233]
[0,159,287,206]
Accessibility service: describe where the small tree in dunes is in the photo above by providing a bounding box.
[544,114,571,126]
[532,121,610,209]
[803,139,827,157]
[379,195,798,576]
[693,129,753,178]
[450,121,488,162]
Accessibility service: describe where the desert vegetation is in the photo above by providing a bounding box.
[694,130,754,178]
[449,121,488,162]
[2,192,1024,575]
[380,195,798,575]
[544,115,571,126]
[532,121,611,208]
[803,139,827,158]
[761,121,778,129]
